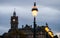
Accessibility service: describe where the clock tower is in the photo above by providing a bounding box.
[10,10,18,29]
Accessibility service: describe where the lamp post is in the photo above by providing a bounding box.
[32,2,38,38]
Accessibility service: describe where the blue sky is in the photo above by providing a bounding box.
[0,0,60,36]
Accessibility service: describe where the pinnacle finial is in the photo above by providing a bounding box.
[14,8,15,12]
[13,8,16,16]
[46,22,48,27]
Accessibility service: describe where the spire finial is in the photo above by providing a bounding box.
[13,8,16,16]
[14,8,15,12]
[46,22,48,27]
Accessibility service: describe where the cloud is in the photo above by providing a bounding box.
[0,0,60,10]
[55,32,60,38]
[0,0,60,35]
[0,25,9,35]
[40,0,60,10]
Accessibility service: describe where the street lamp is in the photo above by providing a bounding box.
[32,2,38,17]
[32,2,38,38]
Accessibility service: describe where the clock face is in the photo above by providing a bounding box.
[13,19,15,22]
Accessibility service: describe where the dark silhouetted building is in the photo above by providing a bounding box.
[0,11,58,38]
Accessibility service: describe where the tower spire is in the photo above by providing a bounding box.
[11,8,18,29]
[13,8,16,16]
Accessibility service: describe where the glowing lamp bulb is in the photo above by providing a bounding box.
[32,7,38,17]
[32,10,38,17]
